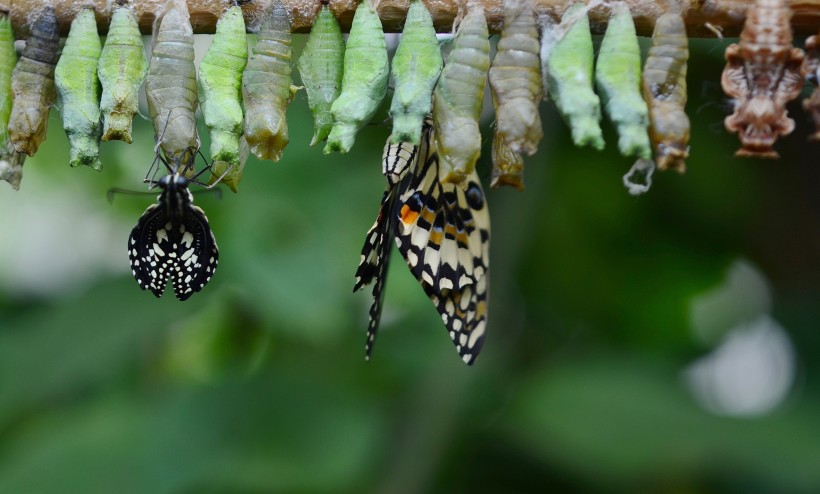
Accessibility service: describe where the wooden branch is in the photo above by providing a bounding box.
[4,0,820,39]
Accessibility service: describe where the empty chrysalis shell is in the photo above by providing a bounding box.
[491,131,525,191]
[98,6,148,144]
[721,0,804,158]
[432,3,490,184]
[538,13,558,102]
[0,12,24,190]
[8,5,60,157]
[242,1,296,163]
[805,33,820,141]
[325,0,389,154]
[642,12,689,172]
[55,8,103,170]
[388,0,442,146]
[145,0,199,169]
[594,2,651,160]
[297,1,344,146]
[200,5,247,190]
[547,2,604,150]
[488,0,543,157]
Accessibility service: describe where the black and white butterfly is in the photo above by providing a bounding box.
[127,153,221,301]
[355,122,491,365]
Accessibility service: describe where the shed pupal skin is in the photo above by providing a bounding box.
[721,0,804,158]
[802,33,820,141]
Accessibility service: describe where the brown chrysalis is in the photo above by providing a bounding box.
[804,32,820,142]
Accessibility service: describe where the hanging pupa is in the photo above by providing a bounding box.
[491,131,524,190]
[721,0,804,158]
[200,5,247,188]
[325,0,389,154]
[594,2,651,160]
[145,0,199,169]
[55,8,103,170]
[547,2,604,150]
[388,0,442,146]
[98,5,148,143]
[0,12,24,189]
[7,5,61,157]
[642,11,689,172]
[242,0,296,163]
[432,2,490,184]
[297,0,344,146]
[805,32,820,141]
[488,0,542,158]
[538,13,558,102]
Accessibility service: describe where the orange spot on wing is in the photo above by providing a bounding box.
[401,205,419,225]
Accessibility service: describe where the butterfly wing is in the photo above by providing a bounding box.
[128,202,172,298]
[170,204,219,301]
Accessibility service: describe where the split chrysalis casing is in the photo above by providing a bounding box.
[0,12,24,189]
[325,0,389,154]
[721,0,804,158]
[55,8,103,170]
[805,33,820,141]
[7,5,60,157]
[98,6,148,144]
[642,12,690,172]
[297,1,344,146]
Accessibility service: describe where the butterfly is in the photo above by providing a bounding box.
[355,122,491,365]
[128,155,219,301]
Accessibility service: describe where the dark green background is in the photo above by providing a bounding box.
[0,34,818,493]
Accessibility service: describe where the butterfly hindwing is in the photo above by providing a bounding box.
[171,204,219,301]
[129,202,170,297]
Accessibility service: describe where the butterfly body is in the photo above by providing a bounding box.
[129,174,219,301]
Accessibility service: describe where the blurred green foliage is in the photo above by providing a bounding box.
[0,35,819,494]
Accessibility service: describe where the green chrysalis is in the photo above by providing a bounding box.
[8,5,60,157]
[325,0,389,154]
[388,0,442,145]
[642,12,689,172]
[209,135,249,193]
[491,131,524,191]
[547,2,604,150]
[594,3,651,160]
[0,12,24,190]
[242,1,296,163]
[432,3,490,184]
[146,0,199,168]
[488,0,543,157]
[297,1,344,146]
[55,8,103,170]
[200,5,247,188]
[98,5,148,143]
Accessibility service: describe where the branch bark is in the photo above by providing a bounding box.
[4,0,820,39]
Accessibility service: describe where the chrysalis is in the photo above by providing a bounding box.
[488,0,543,157]
[547,2,603,150]
[594,3,651,160]
[98,5,148,143]
[297,0,344,146]
[431,3,490,184]
[805,32,820,141]
[242,1,295,162]
[55,8,102,170]
[722,0,804,158]
[491,131,524,190]
[642,12,689,172]
[538,13,557,102]
[145,0,199,167]
[325,0,389,154]
[7,5,60,157]
[0,12,24,189]
[200,5,247,188]
[388,0,442,145]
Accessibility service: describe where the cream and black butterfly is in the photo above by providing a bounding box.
[355,122,491,365]
[128,154,219,301]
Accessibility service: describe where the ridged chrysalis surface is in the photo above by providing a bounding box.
[488,0,543,157]
[594,3,651,160]
[55,8,102,170]
[431,4,490,184]
[388,0,442,145]
[8,6,60,157]
[200,6,247,188]
[547,2,604,150]
[721,0,804,158]
[98,6,148,143]
[805,33,820,141]
[642,12,689,172]
[297,1,344,146]
[145,0,199,167]
[325,0,389,154]
[0,12,24,189]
